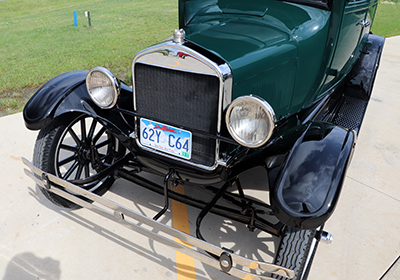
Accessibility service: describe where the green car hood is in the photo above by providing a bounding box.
[184,1,330,119]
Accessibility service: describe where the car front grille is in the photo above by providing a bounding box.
[134,63,220,167]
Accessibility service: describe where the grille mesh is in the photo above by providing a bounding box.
[134,63,220,166]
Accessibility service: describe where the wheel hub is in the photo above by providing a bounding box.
[77,141,92,163]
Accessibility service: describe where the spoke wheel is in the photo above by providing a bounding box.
[33,114,125,209]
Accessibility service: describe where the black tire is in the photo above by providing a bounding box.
[33,114,124,209]
[273,227,319,280]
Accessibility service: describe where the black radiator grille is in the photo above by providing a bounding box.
[134,63,220,167]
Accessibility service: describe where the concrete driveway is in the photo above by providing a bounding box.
[309,35,400,280]
[1,36,399,280]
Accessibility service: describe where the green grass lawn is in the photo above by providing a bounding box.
[372,1,400,37]
[0,0,177,93]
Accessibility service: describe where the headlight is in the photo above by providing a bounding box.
[86,67,120,109]
[225,95,276,148]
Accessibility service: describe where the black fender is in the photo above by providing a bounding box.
[344,34,385,101]
[270,121,356,229]
[24,71,89,130]
[23,70,134,136]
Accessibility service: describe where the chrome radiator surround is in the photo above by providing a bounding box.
[131,41,233,171]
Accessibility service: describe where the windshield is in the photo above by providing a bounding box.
[188,0,331,16]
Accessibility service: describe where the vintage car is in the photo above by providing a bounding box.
[22,0,384,279]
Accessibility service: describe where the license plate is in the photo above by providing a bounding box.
[140,118,192,160]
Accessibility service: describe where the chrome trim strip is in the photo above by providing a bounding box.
[131,40,233,171]
[134,61,217,76]
[23,157,294,280]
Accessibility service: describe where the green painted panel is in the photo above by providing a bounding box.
[183,0,331,117]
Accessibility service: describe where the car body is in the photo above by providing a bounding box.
[23,0,384,279]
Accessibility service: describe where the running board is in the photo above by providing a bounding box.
[22,157,294,280]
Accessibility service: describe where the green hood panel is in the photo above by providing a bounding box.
[183,0,330,119]
[186,18,298,84]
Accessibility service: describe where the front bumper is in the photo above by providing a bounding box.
[23,157,294,280]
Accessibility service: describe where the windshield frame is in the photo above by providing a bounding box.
[281,0,331,11]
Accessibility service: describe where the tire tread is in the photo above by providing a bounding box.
[273,227,316,280]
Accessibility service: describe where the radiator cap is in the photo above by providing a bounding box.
[173,29,185,44]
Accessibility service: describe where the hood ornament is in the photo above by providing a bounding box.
[173,29,185,44]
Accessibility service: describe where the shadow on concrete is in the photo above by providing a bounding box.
[26,166,280,279]
[27,184,212,280]
[2,252,61,280]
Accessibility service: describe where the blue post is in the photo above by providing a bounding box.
[73,11,78,27]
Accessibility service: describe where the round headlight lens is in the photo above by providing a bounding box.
[226,96,276,148]
[86,67,120,109]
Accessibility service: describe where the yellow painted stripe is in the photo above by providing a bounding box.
[171,184,197,280]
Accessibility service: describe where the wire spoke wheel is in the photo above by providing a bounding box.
[55,117,116,189]
[33,114,125,209]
